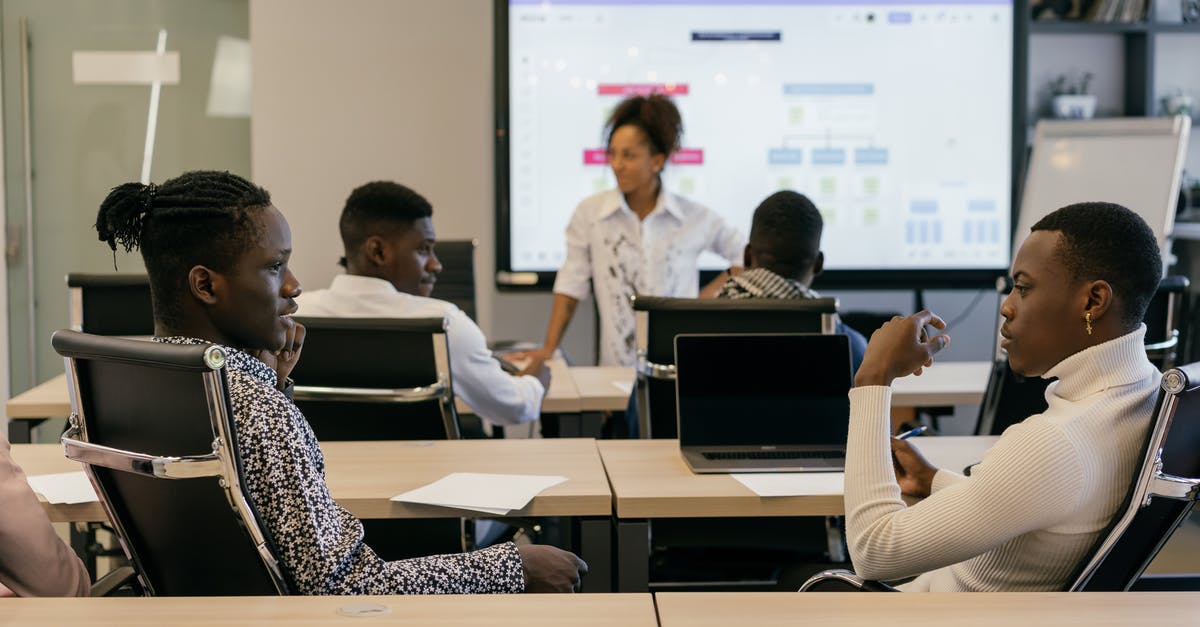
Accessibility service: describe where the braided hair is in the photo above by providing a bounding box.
[95,170,272,327]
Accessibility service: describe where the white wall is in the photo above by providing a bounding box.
[250,0,596,362]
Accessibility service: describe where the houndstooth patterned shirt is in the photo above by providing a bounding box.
[717,267,817,300]
[156,337,526,595]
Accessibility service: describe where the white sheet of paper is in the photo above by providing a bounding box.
[731,472,844,497]
[27,471,99,504]
[391,472,568,515]
[611,380,634,395]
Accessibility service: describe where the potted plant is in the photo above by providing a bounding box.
[1050,72,1096,119]
[1162,89,1194,118]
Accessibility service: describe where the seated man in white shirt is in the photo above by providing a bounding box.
[296,181,548,430]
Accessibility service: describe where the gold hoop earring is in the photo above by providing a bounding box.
[1085,312,1093,336]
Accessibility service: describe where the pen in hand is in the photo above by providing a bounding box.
[894,425,928,440]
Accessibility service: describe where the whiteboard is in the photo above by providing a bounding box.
[1014,116,1191,262]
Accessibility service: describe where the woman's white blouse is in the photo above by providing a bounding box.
[553,188,744,366]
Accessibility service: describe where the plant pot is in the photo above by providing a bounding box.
[1052,94,1097,120]
[1163,94,1194,118]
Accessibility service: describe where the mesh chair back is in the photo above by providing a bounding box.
[289,316,459,440]
[67,273,154,336]
[431,240,478,322]
[633,296,837,438]
[1071,361,1200,591]
[52,330,288,596]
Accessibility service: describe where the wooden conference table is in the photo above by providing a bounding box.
[7,588,1190,619]
[654,591,1200,626]
[6,591,1195,625]
[15,438,616,592]
[5,361,992,443]
[598,436,999,591]
[4,594,657,626]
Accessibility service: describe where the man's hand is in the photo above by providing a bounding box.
[891,437,938,498]
[516,544,588,593]
[251,319,306,391]
[854,310,951,388]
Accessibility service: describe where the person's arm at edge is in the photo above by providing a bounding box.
[446,307,545,425]
[0,435,89,597]
[699,209,746,298]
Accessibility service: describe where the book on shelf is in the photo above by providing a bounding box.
[1084,0,1149,23]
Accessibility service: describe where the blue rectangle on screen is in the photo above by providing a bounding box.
[968,199,996,212]
[963,222,972,244]
[888,11,913,23]
[976,221,987,243]
[768,148,803,165]
[919,221,929,243]
[854,147,888,165]
[811,148,846,165]
[906,221,915,244]
[990,221,999,243]
[933,221,942,243]
[910,200,938,214]
[783,83,874,96]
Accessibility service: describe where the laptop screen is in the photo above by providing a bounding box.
[675,333,852,448]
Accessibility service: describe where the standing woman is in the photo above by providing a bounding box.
[524,94,744,373]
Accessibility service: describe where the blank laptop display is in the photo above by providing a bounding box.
[674,333,852,473]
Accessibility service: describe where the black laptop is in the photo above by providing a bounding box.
[675,333,852,473]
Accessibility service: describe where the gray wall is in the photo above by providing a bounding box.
[250,0,596,363]
[2,0,251,392]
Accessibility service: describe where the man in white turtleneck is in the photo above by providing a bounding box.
[844,201,1163,592]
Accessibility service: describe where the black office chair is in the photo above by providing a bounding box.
[1144,275,1190,370]
[66,273,154,336]
[52,330,290,596]
[975,358,1052,436]
[633,296,838,439]
[289,316,460,441]
[837,311,901,340]
[289,316,471,559]
[431,239,478,322]
[801,361,1200,593]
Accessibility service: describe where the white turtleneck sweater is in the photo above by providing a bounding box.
[844,326,1159,591]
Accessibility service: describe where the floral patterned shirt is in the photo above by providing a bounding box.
[155,337,526,595]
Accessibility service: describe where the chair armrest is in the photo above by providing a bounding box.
[90,565,138,597]
[799,568,901,592]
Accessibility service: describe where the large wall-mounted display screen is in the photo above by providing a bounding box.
[497,0,1015,286]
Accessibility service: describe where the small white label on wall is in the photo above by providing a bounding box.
[72,51,180,85]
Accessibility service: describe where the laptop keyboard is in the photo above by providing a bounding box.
[701,450,843,460]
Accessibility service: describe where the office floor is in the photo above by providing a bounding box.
[1146,511,1200,575]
